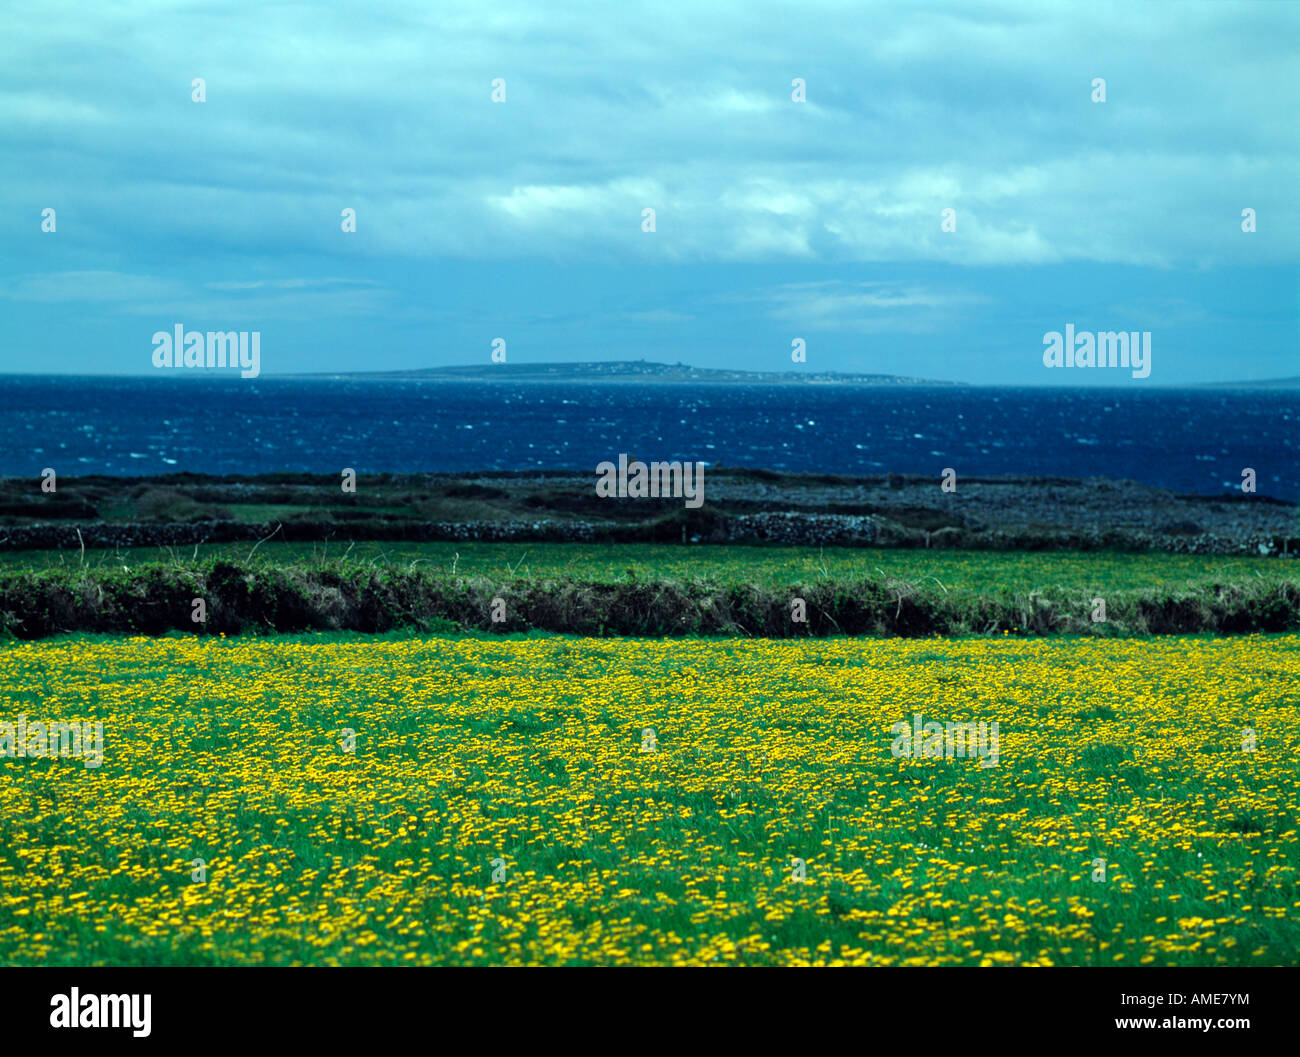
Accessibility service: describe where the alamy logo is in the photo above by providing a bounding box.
[890,713,1000,767]
[0,715,104,768]
[152,324,261,378]
[596,454,705,508]
[1042,324,1150,379]
[50,988,151,1037]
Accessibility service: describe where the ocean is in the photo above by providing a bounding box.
[0,376,1294,498]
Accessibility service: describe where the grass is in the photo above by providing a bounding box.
[1,541,1296,593]
[1,631,1296,966]
[2,554,1297,639]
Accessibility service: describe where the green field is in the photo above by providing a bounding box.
[1,631,1296,966]
[2,540,1294,593]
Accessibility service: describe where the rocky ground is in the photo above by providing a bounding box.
[697,472,1297,554]
[0,470,1294,554]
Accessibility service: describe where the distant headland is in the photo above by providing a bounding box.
[275,361,1300,387]
[287,360,965,385]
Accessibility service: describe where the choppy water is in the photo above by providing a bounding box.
[0,376,1293,498]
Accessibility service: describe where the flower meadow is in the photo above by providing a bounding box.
[1,632,1297,966]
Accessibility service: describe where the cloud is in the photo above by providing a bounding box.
[0,0,1293,380]
[614,310,694,323]
[0,270,390,322]
[0,0,1293,270]
[203,278,382,292]
[0,271,186,303]
[732,280,990,333]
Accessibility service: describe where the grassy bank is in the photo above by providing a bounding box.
[2,556,1297,639]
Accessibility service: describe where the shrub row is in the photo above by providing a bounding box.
[1,561,1296,639]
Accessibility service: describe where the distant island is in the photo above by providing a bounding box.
[1192,376,1300,389]
[288,360,965,385]
[267,361,1300,388]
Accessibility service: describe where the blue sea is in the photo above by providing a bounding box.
[0,376,1294,498]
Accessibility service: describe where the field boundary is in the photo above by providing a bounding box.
[1,561,1297,639]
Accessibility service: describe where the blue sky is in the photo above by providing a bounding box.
[1,0,1296,384]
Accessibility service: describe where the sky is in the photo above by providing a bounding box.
[1,0,1296,385]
